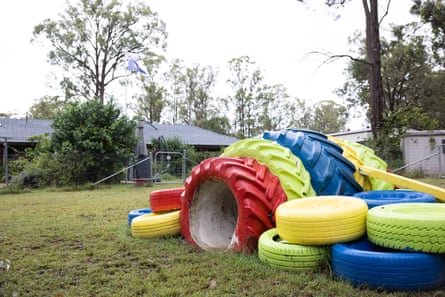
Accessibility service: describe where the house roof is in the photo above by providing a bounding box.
[141,122,238,147]
[0,117,238,148]
[0,118,53,143]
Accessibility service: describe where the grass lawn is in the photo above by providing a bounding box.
[1,183,444,297]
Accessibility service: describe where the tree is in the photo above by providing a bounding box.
[29,96,67,119]
[181,64,218,126]
[411,0,445,67]
[339,22,440,161]
[308,100,348,133]
[227,56,264,138]
[255,84,292,133]
[50,100,137,185]
[164,59,219,128]
[298,0,387,139]
[132,55,166,123]
[32,0,167,104]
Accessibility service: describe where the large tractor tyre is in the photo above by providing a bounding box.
[131,210,181,239]
[367,203,445,253]
[258,228,328,272]
[263,129,362,196]
[127,208,152,226]
[149,187,184,212]
[180,157,288,253]
[222,138,315,200]
[353,190,437,209]
[332,238,445,291]
[341,139,394,190]
[276,196,368,245]
[327,136,371,191]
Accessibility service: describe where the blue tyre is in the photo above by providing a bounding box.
[332,238,445,291]
[262,129,362,196]
[128,208,152,226]
[353,190,437,208]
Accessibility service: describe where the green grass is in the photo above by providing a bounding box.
[1,184,445,297]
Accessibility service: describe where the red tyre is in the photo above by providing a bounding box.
[180,157,287,253]
[149,187,184,212]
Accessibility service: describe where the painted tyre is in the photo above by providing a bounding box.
[367,203,445,253]
[180,157,288,253]
[263,129,362,196]
[131,210,181,238]
[127,208,152,226]
[276,196,368,245]
[222,138,315,200]
[149,187,184,212]
[353,190,437,209]
[332,238,445,291]
[342,139,394,190]
[328,136,372,191]
[258,228,328,271]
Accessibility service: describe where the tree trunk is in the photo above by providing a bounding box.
[363,0,385,138]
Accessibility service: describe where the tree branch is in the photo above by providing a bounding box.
[379,0,391,25]
[306,51,370,66]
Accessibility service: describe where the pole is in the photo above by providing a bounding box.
[3,138,8,187]
[182,149,186,182]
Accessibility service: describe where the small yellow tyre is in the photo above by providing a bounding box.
[131,210,181,239]
[276,196,368,245]
[258,228,328,271]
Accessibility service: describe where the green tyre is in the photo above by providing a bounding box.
[258,228,328,271]
[222,138,315,200]
[367,203,445,253]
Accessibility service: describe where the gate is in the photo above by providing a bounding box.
[153,151,187,184]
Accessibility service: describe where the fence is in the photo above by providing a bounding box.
[153,151,188,184]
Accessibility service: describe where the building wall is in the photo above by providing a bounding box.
[402,131,445,176]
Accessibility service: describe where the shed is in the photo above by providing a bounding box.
[401,129,445,176]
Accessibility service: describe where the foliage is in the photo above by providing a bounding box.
[227,56,264,138]
[339,22,442,161]
[308,100,348,134]
[32,0,167,103]
[29,96,68,119]
[412,0,445,67]
[46,100,137,185]
[8,101,137,188]
[1,185,444,296]
[164,59,221,129]
[132,55,166,123]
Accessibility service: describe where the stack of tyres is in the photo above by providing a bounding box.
[130,188,184,239]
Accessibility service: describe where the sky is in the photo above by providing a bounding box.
[0,0,417,129]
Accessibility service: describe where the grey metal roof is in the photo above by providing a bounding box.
[142,122,238,146]
[0,118,238,147]
[0,118,53,143]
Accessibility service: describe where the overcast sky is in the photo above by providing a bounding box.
[0,0,417,129]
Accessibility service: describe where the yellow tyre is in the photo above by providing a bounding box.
[131,210,181,239]
[328,136,372,191]
[276,196,368,245]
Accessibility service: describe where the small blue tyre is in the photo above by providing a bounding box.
[353,190,437,208]
[262,129,362,196]
[128,208,152,226]
[332,238,445,291]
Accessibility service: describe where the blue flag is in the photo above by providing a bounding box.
[128,55,147,75]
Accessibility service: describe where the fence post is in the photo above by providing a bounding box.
[438,144,443,178]
[182,150,187,182]
[3,138,8,187]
